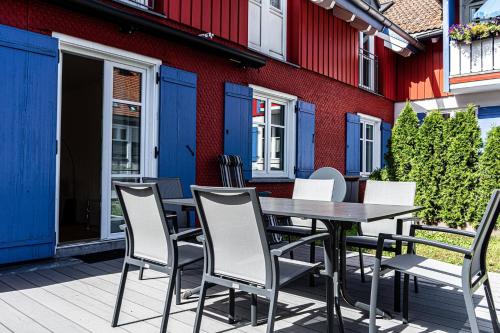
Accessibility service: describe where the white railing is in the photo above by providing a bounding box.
[450,37,500,76]
[117,0,155,11]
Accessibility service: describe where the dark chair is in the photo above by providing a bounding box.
[369,190,500,333]
[190,186,332,333]
[217,154,282,244]
[111,182,203,332]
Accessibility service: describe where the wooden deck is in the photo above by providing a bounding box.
[0,248,498,333]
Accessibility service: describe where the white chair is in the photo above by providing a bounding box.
[111,182,203,333]
[369,190,500,333]
[346,180,418,312]
[190,186,332,333]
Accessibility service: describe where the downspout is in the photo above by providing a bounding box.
[349,0,425,51]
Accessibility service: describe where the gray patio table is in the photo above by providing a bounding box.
[163,196,422,332]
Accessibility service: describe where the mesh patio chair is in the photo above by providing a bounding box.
[346,180,419,312]
[111,182,203,332]
[218,154,281,244]
[369,190,500,333]
[190,186,332,333]
[266,167,343,268]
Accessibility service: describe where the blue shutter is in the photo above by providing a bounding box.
[224,82,253,180]
[417,113,426,124]
[0,25,58,264]
[158,65,197,198]
[380,121,392,168]
[345,113,361,176]
[296,100,316,178]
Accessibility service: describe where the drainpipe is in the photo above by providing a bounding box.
[349,0,425,51]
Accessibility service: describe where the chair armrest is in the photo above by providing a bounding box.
[377,233,472,257]
[258,191,272,197]
[171,228,202,241]
[411,224,476,238]
[270,233,330,257]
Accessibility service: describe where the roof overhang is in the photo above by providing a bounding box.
[310,0,424,55]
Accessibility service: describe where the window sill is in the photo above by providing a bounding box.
[358,85,384,98]
[249,178,295,183]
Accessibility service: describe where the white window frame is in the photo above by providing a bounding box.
[248,0,287,61]
[250,85,296,179]
[358,113,381,177]
[461,0,485,23]
[359,32,376,92]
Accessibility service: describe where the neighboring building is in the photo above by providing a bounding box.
[0,0,422,264]
[390,0,500,143]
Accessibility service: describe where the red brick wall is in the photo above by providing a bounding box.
[1,0,394,198]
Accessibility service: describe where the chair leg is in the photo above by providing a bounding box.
[251,293,258,326]
[463,289,480,333]
[309,240,316,287]
[394,271,401,313]
[369,257,382,333]
[112,262,130,327]
[358,248,366,283]
[138,266,144,280]
[413,276,419,293]
[402,274,410,324]
[160,268,177,333]
[266,292,279,333]
[175,269,182,305]
[288,236,294,259]
[193,280,208,333]
[484,277,500,333]
[228,288,235,324]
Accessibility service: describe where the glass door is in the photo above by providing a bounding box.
[101,61,147,239]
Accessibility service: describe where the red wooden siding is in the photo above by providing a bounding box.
[287,0,359,88]
[161,0,248,46]
[396,39,449,101]
[375,37,396,100]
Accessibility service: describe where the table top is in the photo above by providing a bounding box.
[163,197,422,223]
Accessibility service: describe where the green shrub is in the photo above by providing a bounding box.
[391,102,419,182]
[440,106,481,227]
[412,111,447,223]
[474,126,500,227]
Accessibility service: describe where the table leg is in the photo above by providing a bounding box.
[338,222,392,319]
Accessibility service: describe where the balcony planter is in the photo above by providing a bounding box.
[450,37,500,75]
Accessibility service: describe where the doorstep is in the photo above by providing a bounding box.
[56,238,125,258]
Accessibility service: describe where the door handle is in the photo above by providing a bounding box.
[186,145,195,156]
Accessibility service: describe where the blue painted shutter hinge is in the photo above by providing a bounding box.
[156,72,160,84]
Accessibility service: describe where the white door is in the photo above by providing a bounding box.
[101,61,150,239]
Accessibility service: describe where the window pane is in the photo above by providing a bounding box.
[252,98,266,124]
[366,141,373,172]
[366,124,373,140]
[270,126,284,171]
[252,124,266,171]
[360,139,364,173]
[110,177,140,234]
[113,68,142,102]
[112,102,141,174]
[270,0,280,10]
[270,102,284,126]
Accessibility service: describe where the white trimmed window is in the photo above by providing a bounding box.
[359,32,376,92]
[359,114,381,176]
[248,0,286,60]
[251,85,296,178]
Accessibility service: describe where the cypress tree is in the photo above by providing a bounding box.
[440,106,481,227]
[474,126,500,227]
[391,102,419,182]
[412,111,447,223]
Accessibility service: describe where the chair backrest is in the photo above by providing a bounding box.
[191,186,272,287]
[309,167,346,202]
[218,155,245,188]
[470,190,500,275]
[360,180,416,237]
[142,177,188,228]
[290,178,334,227]
[114,182,173,265]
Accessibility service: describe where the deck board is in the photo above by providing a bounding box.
[0,247,498,333]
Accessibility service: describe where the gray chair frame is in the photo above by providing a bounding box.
[112,182,203,332]
[369,190,500,333]
[190,186,332,333]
